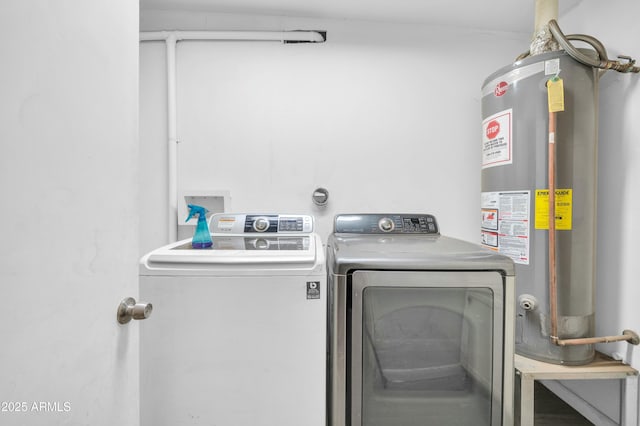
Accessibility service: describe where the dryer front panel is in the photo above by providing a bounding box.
[349,270,504,426]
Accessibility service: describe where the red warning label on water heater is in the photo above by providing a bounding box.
[482,108,512,169]
[494,81,508,97]
[486,120,500,139]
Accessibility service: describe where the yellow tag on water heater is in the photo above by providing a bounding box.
[547,77,565,112]
[535,189,573,230]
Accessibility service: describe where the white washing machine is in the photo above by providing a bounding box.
[140,213,326,426]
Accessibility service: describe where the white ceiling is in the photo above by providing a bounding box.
[140,0,583,33]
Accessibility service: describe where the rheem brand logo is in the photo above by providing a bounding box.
[494,81,508,97]
[486,120,500,139]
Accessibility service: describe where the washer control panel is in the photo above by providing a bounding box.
[210,214,314,234]
[334,214,439,234]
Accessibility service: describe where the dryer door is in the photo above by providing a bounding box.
[350,270,505,426]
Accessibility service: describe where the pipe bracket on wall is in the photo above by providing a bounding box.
[623,329,640,345]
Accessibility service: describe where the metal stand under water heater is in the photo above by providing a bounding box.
[480,20,640,365]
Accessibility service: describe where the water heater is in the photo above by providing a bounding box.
[481,50,598,365]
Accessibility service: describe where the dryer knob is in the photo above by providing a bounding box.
[253,217,270,232]
[378,217,395,232]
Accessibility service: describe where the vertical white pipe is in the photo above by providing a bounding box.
[530,0,560,55]
[534,0,558,35]
[166,34,178,243]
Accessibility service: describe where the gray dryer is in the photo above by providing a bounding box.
[327,213,515,426]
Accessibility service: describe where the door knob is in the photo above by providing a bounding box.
[117,297,153,324]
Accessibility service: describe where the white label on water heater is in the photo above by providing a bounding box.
[482,108,513,169]
[545,58,561,76]
[481,190,530,265]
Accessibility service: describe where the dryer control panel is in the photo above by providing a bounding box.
[210,213,314,234]
[334,213,439,234]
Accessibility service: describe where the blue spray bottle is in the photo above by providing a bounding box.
[186,204,213,249]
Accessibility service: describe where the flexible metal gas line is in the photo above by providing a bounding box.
[516,20,640,74]
[548,19,640,73]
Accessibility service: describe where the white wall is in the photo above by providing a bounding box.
[0,1,140,425]
[139,11,530,254]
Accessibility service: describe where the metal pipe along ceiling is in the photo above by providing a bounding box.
[139,30,326,243]
[140,30,326,43]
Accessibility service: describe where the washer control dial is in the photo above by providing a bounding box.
[378,217,395,232]
[253,217,271,232]
[253,238,270,249]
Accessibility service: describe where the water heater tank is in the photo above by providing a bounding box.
[480,50,599,365]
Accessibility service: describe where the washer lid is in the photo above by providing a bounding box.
[144,234,317,265]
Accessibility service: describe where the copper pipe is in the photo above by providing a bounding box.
[555,330,640,347]
[547,94,639,348]
[548,110,558,341]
